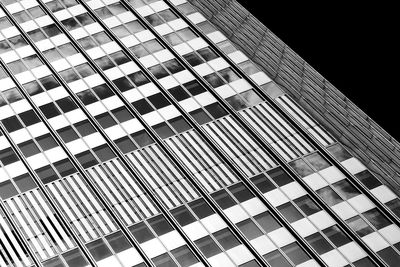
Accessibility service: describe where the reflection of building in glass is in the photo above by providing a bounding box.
[0,0,399,266]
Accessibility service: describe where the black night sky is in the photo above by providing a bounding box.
[236,2,400,141]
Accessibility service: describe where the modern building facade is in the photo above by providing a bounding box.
[0,0,399,267]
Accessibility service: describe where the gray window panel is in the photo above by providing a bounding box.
[278,202,303,223]
[346,216,374,237]
[195,236,221,258]
[362,208,391,230]
[18,140,41,158]
[289,158,314,177]
[86,239,112,261]
[214,228,240,250]
[386,199,400,218]
[305,232,333,255]
[57,126,80,143]
[14,173,37,193]
[355,170,381,189]
[250,173,276,193]
[171,245,198,267]
[237,219,263,240]
[322,225,351,247]
[56,97,78,113]
[152,253,178,267]
[148,214,173,236]
[129,222,155,243]
[327,144,352,162]
[264,250,291,267]
[282,242,310,265]
[63,249,88,267]
[75,150,98,169]
[43,256,65,267]
[293,195,321,216]
[377,247,400,267]
[304,152,331,171]
[105,231,132,254]
[353,257,377,267]
[188,198,214,219]
[332,180,360,200]
[0,180,18,199]
[171,205,196,226]
[36,134,58,151]
[254,211,281,233]
[316,186,343,206]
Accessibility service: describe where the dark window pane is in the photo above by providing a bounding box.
[355,170,381,189]
[23,81,43,97]
[188,198,214,219]
[125,20,145,33]
[353,257,377,267]
[278,202,303,223]
[148,215,173,236]
[132,99,153,115]
[14,173,36,193]
[204,102,227,119]
[131,44,149,58]
[377,247,400,267]
[304,153,331,171]
[282,242,310,265]
[115,136,137,153]
[60,68,79,83]
[106,231,131,253]
[195,236,221,258]
[95,56,114,70]
[254,211,281,233]
[240,90,263,106]
[228,183,254,202]
[153,122,174,139]
[56,97,78,113]
[35,165,59,184]
[43,256,64,267]
[95,113,117,128]
[197,47,219,61]
[111,107,134,123]
[164,59,184,74]
[183,52,203,66]
[86,239,112,261]
[362,208,391,230]
[171,245,198,267]
[168,116,191,133]
[190,109,211,125]
[240,260,261,267]
[293,195,321,216]
[305,232,333,254]
[164,32,182,46]
[204,73,225,88]
[57,126,79,143]
[113,77,134,92]
[53,159,76,177]
[0,180,18,199]
[2,116,23,132]
[211,189,236,209]
[93,84,114,99]
[346,216,374,237]
[39,75,60,90]
[153,253,177,267]
[63,249,88,267]
[76,151,98,168]
[386,199,400,218]
[289,158,314,177]
[18,140,40,157]
[237,219,263,240]
[322,225,350,247]
[40,103,61,119]
[36,134,58,150]
[184,81,206,96]
[332,180,360,200]
[130,222,154,243]
[77,90,97,105]
[158,9,178,22]
[214,228,240,250]
[74,120,96,136]
[131,130,154,147]
[171,205,196,226]
[316,186,343,206]
[250,174,276,193]
[148,93,170,109]
[148,64,169,79]
[267,167,293,187]
[264,250,291,267]
[145,14,163,26]
[226,95,247,111]
[0,147,19,165]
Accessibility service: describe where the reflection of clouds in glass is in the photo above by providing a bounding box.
[289,159,313,177]
[317,187,342,206]
[305,153,330,171]
[347,216,373,236]
[3,88,23,103]
[241,90,263,106]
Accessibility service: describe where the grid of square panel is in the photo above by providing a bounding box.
[169,0,400,265]
[0,0,399,266]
